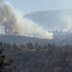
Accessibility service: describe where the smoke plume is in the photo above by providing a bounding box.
[0,0,53,39]
[60,11,72,32]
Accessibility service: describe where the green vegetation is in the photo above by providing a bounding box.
[0,43,15,72]
[1,42,72,72]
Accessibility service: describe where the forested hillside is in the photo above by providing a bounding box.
[0,43,15,72]
[1,32,72,46]
[1,42,72,72]
[25,10,72,31]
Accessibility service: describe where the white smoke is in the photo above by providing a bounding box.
[60,11,72,32]
[63,17,72,32]
[0,0,53,39]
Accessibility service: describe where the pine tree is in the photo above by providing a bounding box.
[0,42,15,72]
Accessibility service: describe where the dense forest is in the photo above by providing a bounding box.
[0,42,16,72]
[0,42,72,72]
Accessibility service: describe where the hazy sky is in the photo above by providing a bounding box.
[6,0,72,14]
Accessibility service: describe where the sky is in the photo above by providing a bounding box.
[6,0,72,14]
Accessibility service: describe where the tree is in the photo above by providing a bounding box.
[26,43,33,49]
[20,44,25,48]
[13,42,17,49]
[34,42,41,51]
[0,42,15,72]
[66,43,70,48]
[34,42,39,49]
[54,67,62,72]
[48,43,52,48]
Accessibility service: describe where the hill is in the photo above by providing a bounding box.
[0,35,53,45]
[0,32,72,46]
[25,10,72,31]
